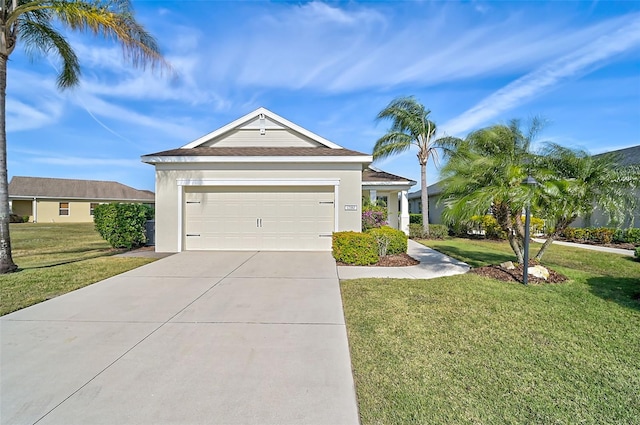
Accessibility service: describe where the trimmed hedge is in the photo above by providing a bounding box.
[613,228,640,245]
[562,227,640,245]
[366,226,408,255]
[408,223,448,240]
[332,231,378,265]
[635,247,640,261]
[427,224,448,239]
[410,214,422,224]
[93,203,150,249]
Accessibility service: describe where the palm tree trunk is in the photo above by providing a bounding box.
[0,53,18,273]
[534,236,555,262]
[420,162,429,236]
[534,216,574,261]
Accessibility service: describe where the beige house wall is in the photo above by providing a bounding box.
[11,200,32,220]
[154,162,364,253]
[10,199,154,223]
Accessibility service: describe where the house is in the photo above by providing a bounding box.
[9,176,155,223]
[408,182,445,224]
[141,107,415,253]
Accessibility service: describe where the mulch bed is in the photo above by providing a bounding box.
[337,253,420,267]
[470,261,568,284]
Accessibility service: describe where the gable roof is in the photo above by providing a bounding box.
[362,166,416,185]
[9,177,155,202]
[182,107,343,149]
[142,107,372,165]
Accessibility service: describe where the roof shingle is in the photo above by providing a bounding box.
[9,177,154,201]
[144,147,369,157]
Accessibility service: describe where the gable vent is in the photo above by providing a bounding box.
[259,114,266,135]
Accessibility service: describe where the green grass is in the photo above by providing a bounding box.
[341,238,640,425]
[0,223,155,315]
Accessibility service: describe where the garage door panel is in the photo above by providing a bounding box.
[184,187,334,251]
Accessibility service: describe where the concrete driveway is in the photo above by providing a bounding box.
[1,251,359,425]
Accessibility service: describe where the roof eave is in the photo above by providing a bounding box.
[141,155,373,164]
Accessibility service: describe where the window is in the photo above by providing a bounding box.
[90,203,99,216]
[59,202,69,216]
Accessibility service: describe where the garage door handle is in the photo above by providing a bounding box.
[256,218,263,227]
[319,234,332,237]
[186,201,200,204]
[186,234,200,237]
[319,201,334,204]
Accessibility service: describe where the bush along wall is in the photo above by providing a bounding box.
[93,203,150,249]
[332,231,378,265]
[561,227,640,246]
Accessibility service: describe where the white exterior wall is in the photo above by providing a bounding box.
[154,162,364,252]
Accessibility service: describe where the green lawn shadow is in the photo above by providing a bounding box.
[585,273,640,312]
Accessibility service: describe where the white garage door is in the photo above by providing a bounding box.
[184,186,335,251]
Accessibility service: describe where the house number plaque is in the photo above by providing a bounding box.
[344,204,358,211]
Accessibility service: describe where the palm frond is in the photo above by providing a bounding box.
[18,16,80,87]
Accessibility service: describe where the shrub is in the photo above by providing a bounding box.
[470,215,507,240]
[427,224,448,239]
[93,203,149,249]
[332,231,378,265]
[367,226,408,255]
[9,214,27,223]
[624,228,640,245]
[562,227,632,245]
[409,223,425,239]
[591,228,615,244]
[635,247,640,261]
[448,221,470,237]
[522,216,545,234]
[409,214,422,224]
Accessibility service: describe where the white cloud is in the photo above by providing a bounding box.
[440,13,640,136]
[68,92,202,141]
[6,98,63,132]
[195,3,637,96]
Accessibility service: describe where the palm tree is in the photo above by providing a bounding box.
[439,118,544,263]
[373,96,449,236]
[534,143,640,260]
[0,0,169,273]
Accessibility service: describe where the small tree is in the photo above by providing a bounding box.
[534,144,640,260]
[440,118,543,264]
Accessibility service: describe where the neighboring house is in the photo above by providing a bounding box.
[9,176,155,223]
[142,107,415,253]
[408,182,445,224]
[572,144,640,229]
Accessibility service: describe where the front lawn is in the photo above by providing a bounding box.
[341,238,640,424]
[0,223,155,315]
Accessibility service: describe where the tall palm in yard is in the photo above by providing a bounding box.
[0,0,168,273]
[374,96,448,236]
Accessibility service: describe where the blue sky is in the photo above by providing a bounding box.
[7,0,640,192]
